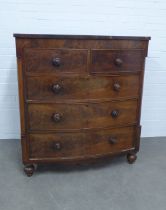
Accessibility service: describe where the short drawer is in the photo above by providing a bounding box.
[26,74,140,101]
[29,126,135,159]
[28,99,138,131]
[91,49,145,73]
[24,48,88,73]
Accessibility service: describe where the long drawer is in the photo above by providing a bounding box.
[27,99,138,131]
[29,126,135,159]
[26,74,140,101]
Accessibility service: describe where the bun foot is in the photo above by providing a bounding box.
[24,165,35,177]
[127,153,137,164]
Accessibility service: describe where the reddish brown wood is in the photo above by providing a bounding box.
[127,153,137,164]
[29,126,135,159]
[13,33,151,40]
[28,99,138,131]
[24,48,88,73]
[16,58,29,164]
[14,34,150,175]
[26,74,140,101]
[14,37,150,58]
[91,49,145,73]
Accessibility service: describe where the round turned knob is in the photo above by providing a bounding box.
[111,110,119,118]
[53,142,61,150]
[52,84,62,94]
[108,137,117,144]
[114,58,123,67]
[52,113,62,122]
[52,57,61,67]
[113,83,121,91]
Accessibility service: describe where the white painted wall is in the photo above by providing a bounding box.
[0,0,166,139]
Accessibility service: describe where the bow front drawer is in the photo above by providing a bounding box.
[91,49,145,73]
[27,99,138,131]
[29,126,135,159]
[24,48,88,73]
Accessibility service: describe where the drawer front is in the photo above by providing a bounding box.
[28,100,138,131]
[24,48,88,73]
[26,75,140,101]
[29,126,135,159]
[91,49,145,73]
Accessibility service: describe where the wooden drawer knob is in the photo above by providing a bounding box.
[108,137,117,144]
[52,57,61,67]
[114,58,123,66]
[53,142,61,150]
[113,83,121,91]
[52,83,62,94]
[52,113,62,122]
[111,110,119,118]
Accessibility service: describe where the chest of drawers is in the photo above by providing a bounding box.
[14,34,150,176]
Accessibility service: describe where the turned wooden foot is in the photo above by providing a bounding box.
[24,165,35,177]
[127,153,137,164]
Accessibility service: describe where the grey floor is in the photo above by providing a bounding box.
[0,138,166,210]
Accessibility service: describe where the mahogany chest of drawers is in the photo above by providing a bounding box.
[14,34,150,176]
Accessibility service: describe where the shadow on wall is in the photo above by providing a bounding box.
[0,52,20,139]
[141,55,166,137]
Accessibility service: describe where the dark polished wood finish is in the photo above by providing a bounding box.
[24,164,35,177]
[25,48,88,73]
[127,153,137,164]
[29,126,135,159]
[26,74,140,101]
[91,49,145,73]
[28,99,138,131]
[14,34,150,176]
[13,33,151,40]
